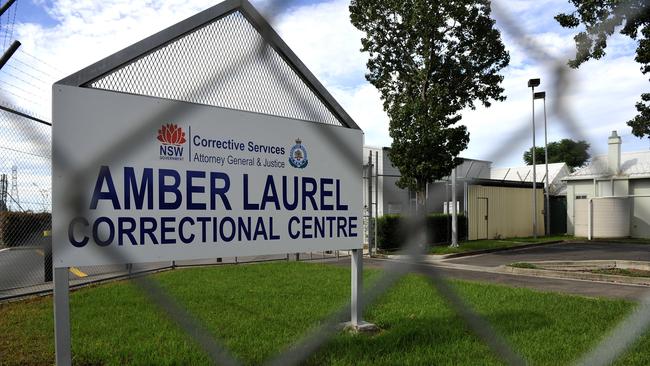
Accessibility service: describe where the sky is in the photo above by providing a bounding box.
[1,0,648,173]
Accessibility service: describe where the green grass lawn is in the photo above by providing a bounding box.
[430,235,572,255]
[1,262,649,365]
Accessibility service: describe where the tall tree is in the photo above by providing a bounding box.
[556,1,650,139]
[523,139,590,170]
[350,0,509,205]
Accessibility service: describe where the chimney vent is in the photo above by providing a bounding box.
[608,130,622,175]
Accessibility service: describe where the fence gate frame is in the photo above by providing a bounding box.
[52,0,367,364]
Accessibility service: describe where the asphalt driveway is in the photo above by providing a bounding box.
[447,241,650,268]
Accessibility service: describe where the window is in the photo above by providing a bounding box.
[576,195,587,199]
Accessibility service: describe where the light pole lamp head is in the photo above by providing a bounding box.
[527,78,540,88]
[534,91,546,99]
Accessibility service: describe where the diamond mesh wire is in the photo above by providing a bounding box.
[88,11,342,127]
[0,108,51,294]
[3,1,650,365]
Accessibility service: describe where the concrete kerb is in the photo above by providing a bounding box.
[384,240,565,261]
[502,264,650,287]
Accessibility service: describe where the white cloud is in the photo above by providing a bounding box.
[274,0,367,86]
[3,0,648,170]
[329,83,390,147]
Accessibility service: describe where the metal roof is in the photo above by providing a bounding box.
[565,150,650,180]
[491,163,569,182]
[55,0,360,130]
[490,163,570,195]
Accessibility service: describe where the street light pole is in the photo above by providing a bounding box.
[528,78,540,239]
[535,91,549,236]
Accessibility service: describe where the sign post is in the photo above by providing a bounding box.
[53,267,71,365]
[351,248,362,325]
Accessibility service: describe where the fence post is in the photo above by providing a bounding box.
[54,267,71,365]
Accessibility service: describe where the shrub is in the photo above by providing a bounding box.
[426,213,468,244]
[376,213,467,250]
[0,211,51,247]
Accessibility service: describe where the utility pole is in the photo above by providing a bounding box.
[10,165,18,211]
[528,78,540,239]
[367,151,373,255]
[0,174,7,211]
[451,167,458,247]
[374,150,378,254]
[534,91,550,236]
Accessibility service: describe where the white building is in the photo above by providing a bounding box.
[362,146,492,217]
[362,146,559,241]
[564,131,650,238]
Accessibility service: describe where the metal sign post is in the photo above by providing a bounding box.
[351,248,362,325]
[53,268,71,365]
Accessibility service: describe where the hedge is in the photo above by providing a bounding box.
[0,211,51,247]
[376,213,467,250]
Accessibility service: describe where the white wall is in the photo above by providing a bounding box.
[630,180,650,238]
[566,180,596,235]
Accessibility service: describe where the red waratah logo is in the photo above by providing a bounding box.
[157,124,186,146]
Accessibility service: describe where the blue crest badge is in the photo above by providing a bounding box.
[289,138,308,169]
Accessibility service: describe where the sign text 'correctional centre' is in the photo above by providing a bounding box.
[53,85,362,268]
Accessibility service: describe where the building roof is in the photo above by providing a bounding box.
[490,163,568,183]
[565,150,650,180]
[490,163,569,195]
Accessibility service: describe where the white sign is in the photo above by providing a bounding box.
[53,85,363,267]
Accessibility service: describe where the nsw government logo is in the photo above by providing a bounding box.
[288,138,308,169]
[157,123,186,160]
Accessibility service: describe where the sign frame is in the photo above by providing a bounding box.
[52,1,368,364]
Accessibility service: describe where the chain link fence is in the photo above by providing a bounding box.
[1,0,650,365]
[0,106,351,301]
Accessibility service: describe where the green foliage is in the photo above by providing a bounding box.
[376,214,406,250]
[628,93,650,138]
[350,0,509,193]
[522,138,590,170]
[376,213,467,250]
[0,211,51,247]
[426,213,468,244]
[556,1,650,138]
